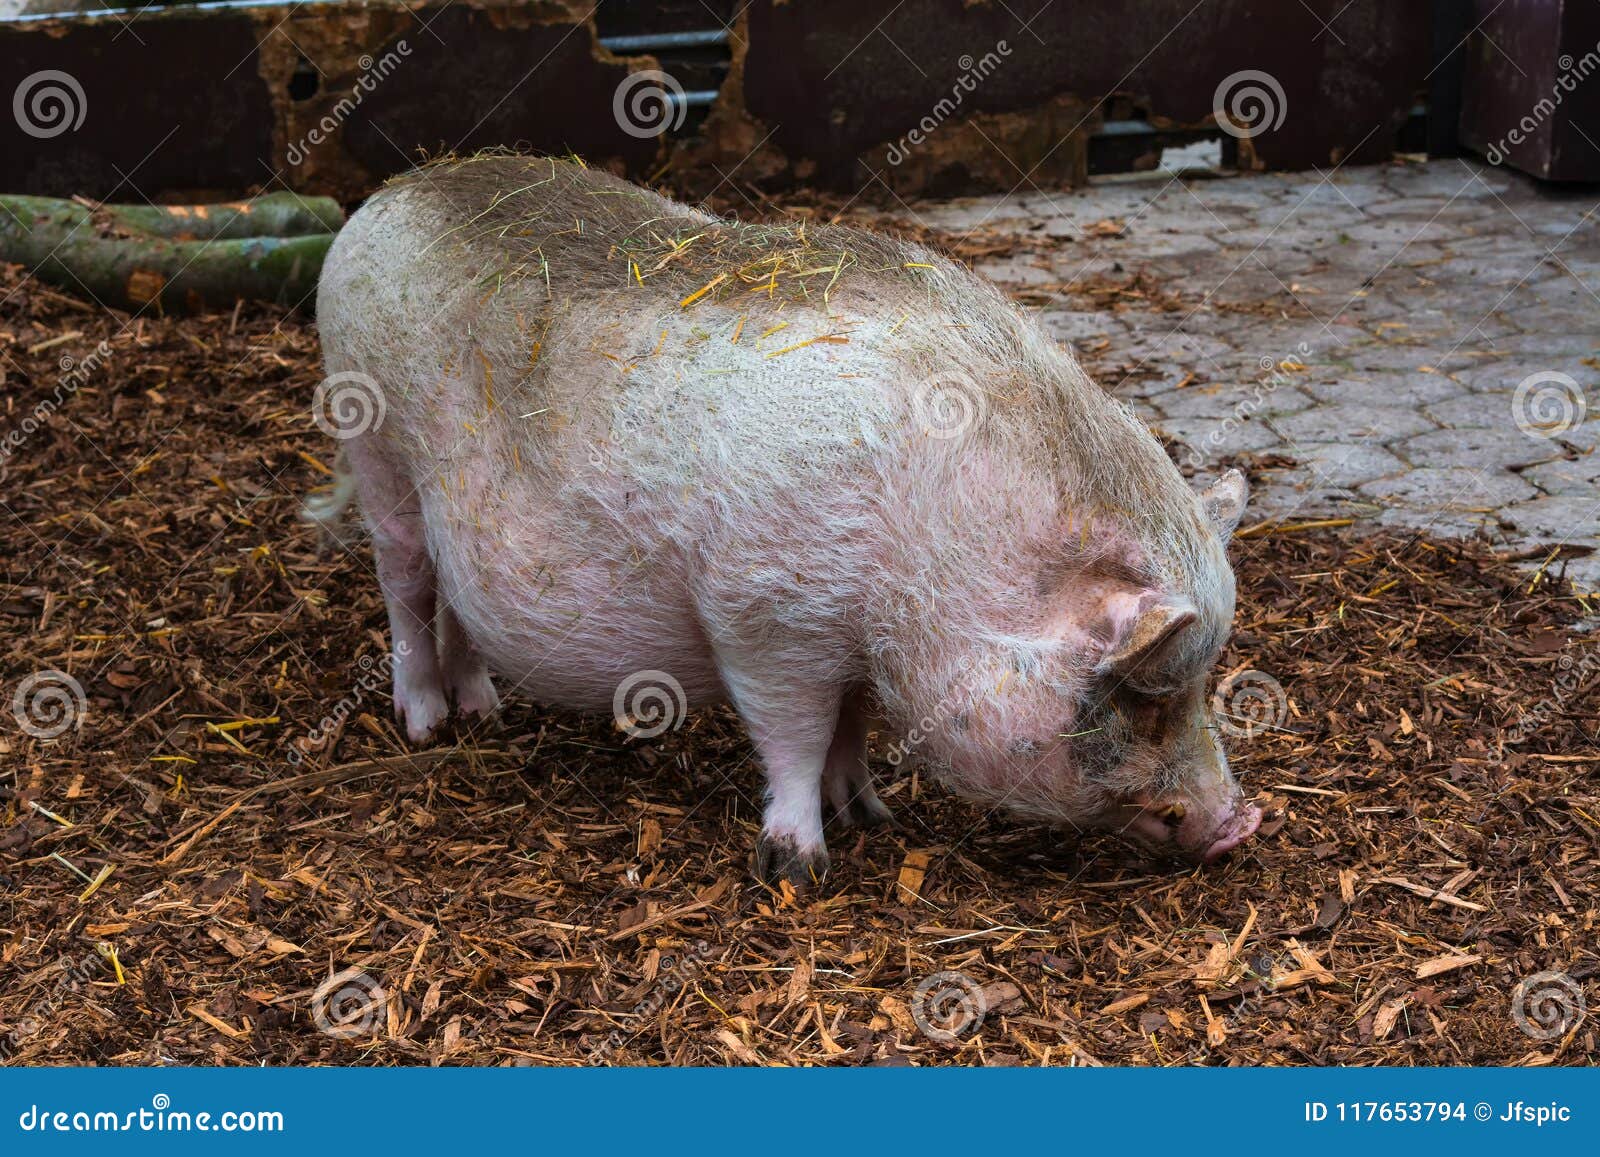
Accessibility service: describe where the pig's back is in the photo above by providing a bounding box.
[318,157,936,504]
[317,156,710,417]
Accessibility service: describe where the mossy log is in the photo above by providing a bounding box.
[0,194,340,313]
[0,222,333,313]
[0,192,343,241]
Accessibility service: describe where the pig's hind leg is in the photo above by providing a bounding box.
[822,689,894,829]
[346,439,449,743]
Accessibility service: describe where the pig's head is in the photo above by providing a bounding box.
[884,468,1260,866]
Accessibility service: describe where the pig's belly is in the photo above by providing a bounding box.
[430,522,727,715]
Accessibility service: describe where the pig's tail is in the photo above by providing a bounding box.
[300,447,356,536]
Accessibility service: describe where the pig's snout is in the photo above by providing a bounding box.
[1198,801,1262,863]
[1122,792,1261,865]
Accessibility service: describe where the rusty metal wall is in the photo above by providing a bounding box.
[731,0,1431,192]
[1,0,660,202]
[1,0,1436,203]
[1458,0,1600,181]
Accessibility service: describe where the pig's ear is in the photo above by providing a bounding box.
[1199,468,1248,539]
[1100,599,1198,675]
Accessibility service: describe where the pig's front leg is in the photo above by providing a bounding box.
[436,600,499,720]
[719,668,839,887]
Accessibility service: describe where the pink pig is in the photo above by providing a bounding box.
[310,156,1261,884]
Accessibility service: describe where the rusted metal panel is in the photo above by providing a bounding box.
[2,0,1437,202]
[265,3,663,201]
[1,1,668,202]
[731,0,1432,191]
[1458,0,1600,180]
[1,10,275,199]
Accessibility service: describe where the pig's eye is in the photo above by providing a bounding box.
[1125,677,1180,697]
[1121,692,1178,736]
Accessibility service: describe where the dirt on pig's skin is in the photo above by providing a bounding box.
[0,258,1596,1068]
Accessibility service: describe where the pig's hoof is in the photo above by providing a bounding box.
[835,790,895,830]
[396,685,449,744]
[755,835,830,890]
[451,670,500,719]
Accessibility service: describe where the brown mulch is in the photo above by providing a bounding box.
[2,252,1597,1069]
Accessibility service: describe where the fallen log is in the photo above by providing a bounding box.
[0,225,332,313]
[0,194,340,313]
[0,192,343,241]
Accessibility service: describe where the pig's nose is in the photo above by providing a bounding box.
[1199,804,1261,863]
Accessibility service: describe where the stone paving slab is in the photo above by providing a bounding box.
[901,159,1600,594]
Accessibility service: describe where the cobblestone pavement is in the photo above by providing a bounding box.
[904,159,1600,594]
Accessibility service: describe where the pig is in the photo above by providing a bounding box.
[309,154,1261,885]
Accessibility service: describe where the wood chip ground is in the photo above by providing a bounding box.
[1,237,1595,1067]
